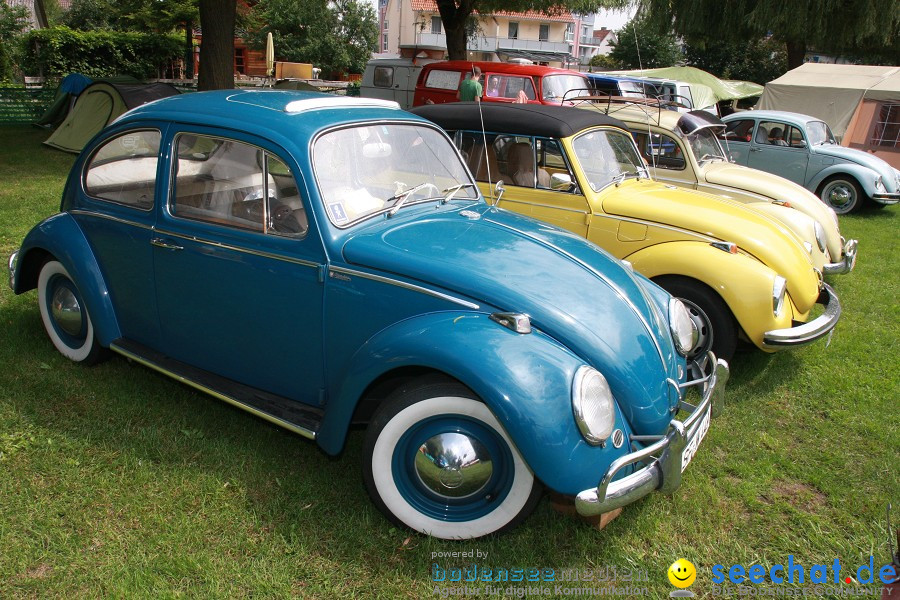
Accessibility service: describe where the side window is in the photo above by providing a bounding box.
[171,134,307,237]
[760,121,791,146]
[721,119,755,143]
[631,130,685,170]
[484,75,536,101]
[535,138,573,190]
[373,66,393,88]
[495,135,536,188]
[424,69,462,90]
[84,130,160,209]
[786,126,807,148]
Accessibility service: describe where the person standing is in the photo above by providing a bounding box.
[456,67,482,102]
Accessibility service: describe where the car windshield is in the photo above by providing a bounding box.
[571,128,647,192]
[686,128,727,162]
[313,124,478,227]
[807,121,836,145]
[542,75,590,103]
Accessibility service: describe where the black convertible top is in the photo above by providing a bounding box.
[410,102,627,138]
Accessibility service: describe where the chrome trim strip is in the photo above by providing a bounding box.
[495,197,589,215]
[482,217,667,365]
[589,212,718,243]
[575,354,728,517]
[329,266,481,310]
[151,228,321,269]
[69,209,153,230]
[110,342,317,440]
[763,283,841,348]
[823,238,858,275]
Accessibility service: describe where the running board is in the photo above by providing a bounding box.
[109,339,321,440]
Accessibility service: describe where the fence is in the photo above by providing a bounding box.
[0,88,55,124]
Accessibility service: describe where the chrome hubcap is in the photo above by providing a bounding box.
[414,432,493,499]
[51,285,83,336]
[825,183,854,209]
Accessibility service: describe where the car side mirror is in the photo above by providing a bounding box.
[550,172,575,191]
[494,180,505,204]
[796,140,807,148]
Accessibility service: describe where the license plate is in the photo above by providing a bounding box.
[681,408,711,473]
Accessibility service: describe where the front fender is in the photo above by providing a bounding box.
[807,163,879,198]
[625,241,794,350]
[317,312,641,495]
[14,213,121,346]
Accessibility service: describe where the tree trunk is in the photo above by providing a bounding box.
[197,0,235,91]
[437,0,472,61]
[785,40,806,70]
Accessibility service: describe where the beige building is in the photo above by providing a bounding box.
[379,0,575,67]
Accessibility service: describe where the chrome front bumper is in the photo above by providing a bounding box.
[7,250,17,291]
[871,192,899,204]
[575,353,729,517]
[824,238,858,275]
[763,283,841,348]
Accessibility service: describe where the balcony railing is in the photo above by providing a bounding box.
[416,32,569,53]
[579,35,608,46]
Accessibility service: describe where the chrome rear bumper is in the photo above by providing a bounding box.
[763,284,841,348]
[575,354,728,517]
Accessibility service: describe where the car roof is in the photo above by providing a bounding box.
[117,90,422,139]
[422,61,585,77]
[410,102,626,138]
[586,73,647,84]
[723,110,822,125]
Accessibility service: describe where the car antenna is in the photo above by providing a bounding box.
[632,18,656,178]
[474,64,495,204]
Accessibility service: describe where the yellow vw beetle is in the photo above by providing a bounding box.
[412,103,841,364]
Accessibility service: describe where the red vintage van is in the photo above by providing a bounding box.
[412,61,590,107]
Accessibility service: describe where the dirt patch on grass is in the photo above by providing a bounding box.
[762,480,828,511]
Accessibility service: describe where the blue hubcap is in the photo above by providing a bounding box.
[392,415,514,521]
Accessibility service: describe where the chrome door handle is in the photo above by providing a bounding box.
[749,147,762,152]
[151,237,183,251]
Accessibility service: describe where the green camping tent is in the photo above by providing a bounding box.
[44,81,180,153]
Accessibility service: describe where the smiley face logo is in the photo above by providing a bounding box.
[668,559,696,588]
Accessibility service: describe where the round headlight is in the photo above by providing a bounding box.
[669,298,699,356]
[814,221,827,253]
[572,366,615,445]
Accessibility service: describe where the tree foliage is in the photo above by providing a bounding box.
[248,0,378,77]
[588,53,622,70]
[20,26,182,79]
[683,37,786,84]
[0,0,30,81]
[637,0,900,69]
[608,15,682,69]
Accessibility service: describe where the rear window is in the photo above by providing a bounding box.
[424,69,462,90]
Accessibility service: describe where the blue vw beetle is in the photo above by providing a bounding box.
[8,91,727,539]
[721,110,900,214]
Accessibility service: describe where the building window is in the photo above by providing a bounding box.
[539,24,549,42]
[382,36,388,51]
[234,47,245,74]
[508,22,518,39]
[383,19,389,31]
[431,16,442,34]
[871,102,900,147]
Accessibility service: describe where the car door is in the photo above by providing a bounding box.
[720,118,755,165]
[152,128,325,405]
[459,131,589,236]
[76,126,165,349]
[747,120,809,184]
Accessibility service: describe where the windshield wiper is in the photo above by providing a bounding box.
[439,182,476,205]
[697,153,723,164]
[387,182,432,217]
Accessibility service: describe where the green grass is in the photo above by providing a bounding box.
[0,125,897,598]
